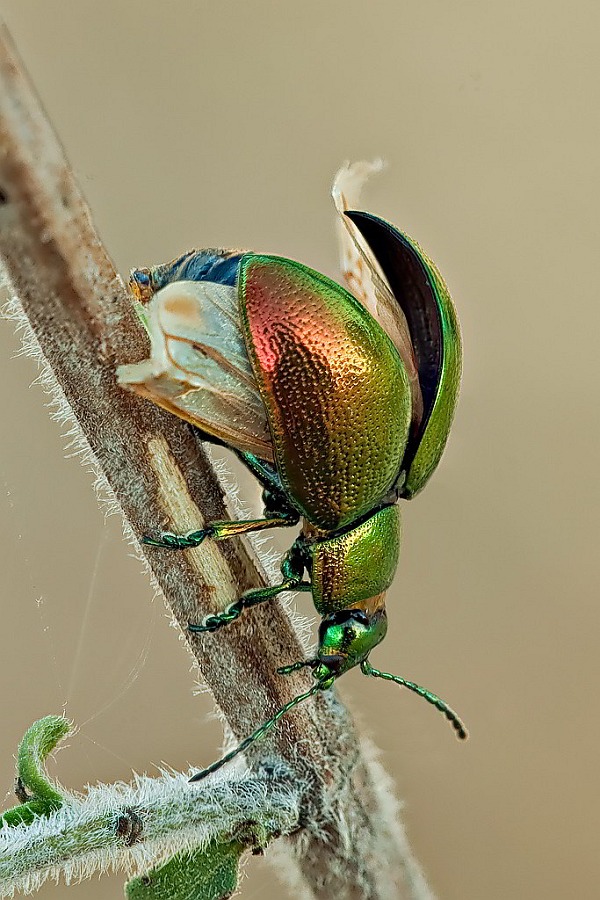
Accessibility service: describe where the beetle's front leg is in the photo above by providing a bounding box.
[143,512,298,550]
[188,540,310,633]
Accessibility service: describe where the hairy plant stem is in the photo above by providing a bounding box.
[0,763,301,897]
[0,26,433,900]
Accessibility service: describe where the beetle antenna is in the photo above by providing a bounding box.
[361,660,468,740]
[189,680,325,782]
[277,659,318,675]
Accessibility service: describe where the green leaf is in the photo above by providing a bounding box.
[125,839,246,900]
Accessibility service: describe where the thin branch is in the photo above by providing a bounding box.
[0,27,433,900]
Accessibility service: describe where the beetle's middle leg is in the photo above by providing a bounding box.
[188,540,310,633]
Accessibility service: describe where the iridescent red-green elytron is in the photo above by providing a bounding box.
[240,256,411,530]
[118,168,466,779]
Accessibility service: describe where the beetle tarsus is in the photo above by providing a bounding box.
[142,528,210,550]
[188,614,226,634]
[277,659,318,675]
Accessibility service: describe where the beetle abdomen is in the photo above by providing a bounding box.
[309,505,401,614]
[239,255,412,530]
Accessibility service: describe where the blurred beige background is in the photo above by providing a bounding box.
[1,1,599,898]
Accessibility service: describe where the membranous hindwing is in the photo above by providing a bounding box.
[239,255,413,530]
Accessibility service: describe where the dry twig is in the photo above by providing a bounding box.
[0,27,432,900]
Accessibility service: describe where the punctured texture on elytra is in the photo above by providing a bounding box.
[239,255,412,530]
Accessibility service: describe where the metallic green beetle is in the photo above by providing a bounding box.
[118,163,466,778]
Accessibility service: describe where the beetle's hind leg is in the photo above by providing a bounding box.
[188,539,311,633]
[143,511,298,550]
[143,450,299,550]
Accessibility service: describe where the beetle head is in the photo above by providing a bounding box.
[312,607,388,684]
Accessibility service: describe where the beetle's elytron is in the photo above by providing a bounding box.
[118,162,467,778]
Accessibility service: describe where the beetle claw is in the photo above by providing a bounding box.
[142,529,208,550]
[188,615,223,634]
